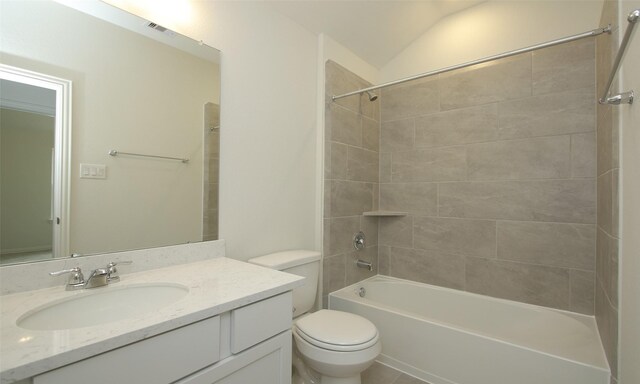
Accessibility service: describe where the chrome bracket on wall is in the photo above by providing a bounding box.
[601,91,634,105]
[599,9,639,105]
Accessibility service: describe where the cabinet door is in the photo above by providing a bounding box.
[176,330,291,384]
[35,316,221,384]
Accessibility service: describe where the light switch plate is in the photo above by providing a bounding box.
[80,163,107,179]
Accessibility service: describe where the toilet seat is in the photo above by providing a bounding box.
[294,310,379,352]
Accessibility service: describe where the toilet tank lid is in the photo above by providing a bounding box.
[248,250,321,270]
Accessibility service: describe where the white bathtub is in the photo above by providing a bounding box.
[329,275,609,384]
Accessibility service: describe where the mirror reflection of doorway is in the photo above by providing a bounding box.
[1,80,55,263]
[0,65,71,265]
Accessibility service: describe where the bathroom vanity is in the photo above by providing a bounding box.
[0,257,303,384]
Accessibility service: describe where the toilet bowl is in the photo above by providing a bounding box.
[292,310,381,384]
[248,250,381,384]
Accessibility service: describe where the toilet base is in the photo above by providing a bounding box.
[317,375,361,384]
[292,368,361,384]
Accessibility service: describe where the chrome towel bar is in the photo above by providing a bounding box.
[108,149,189,163]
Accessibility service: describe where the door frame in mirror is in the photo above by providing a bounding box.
[0,64,72,260]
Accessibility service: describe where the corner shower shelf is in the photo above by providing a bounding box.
[362,211,407,217]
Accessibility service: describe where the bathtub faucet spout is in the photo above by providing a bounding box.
[356,259,373,271]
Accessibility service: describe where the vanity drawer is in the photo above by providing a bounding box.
[230,292,292,354]
[34,316,221,384]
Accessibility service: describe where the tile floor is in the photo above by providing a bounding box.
[362,362,430,384]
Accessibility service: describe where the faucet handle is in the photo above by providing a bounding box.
[49,267,85,289]
[106,261,132,282]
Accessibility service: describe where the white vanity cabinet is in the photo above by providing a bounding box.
[32,292,293,384]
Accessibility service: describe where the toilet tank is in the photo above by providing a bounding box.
[248,250,321,318]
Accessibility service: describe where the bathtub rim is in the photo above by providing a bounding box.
[328,274,609,373]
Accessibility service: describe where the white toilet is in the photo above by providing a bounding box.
[248,250,381,384]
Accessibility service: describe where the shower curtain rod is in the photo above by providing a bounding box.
[331,25,612,102]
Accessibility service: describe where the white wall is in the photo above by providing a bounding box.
[104,1,320,260]
[380,0,604,81]
[618,1,640,382]
[322,34,379,85]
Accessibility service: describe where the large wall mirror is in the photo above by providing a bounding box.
[0,0,221,265]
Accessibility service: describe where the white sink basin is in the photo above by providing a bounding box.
[17,283,189,331]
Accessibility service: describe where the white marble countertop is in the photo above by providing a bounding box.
[0,257,303,383]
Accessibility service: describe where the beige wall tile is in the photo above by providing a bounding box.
[532,39,595,95]
[596,0,617,95]
[596,281,619,378]
[612,169,619,238]
[380,153,392,183]
[372,183,379,211]
[439,179,596,223]
[362,117,380,152]
[466,257,571,309]
[392,147,467,182]
[324,140,331,180]
[347,146,379,182]
[597,171,613,234]
[497,221,595,270]
[596,228,610,285]
[208,182,219,208]
[594,2,619,373]
[329,216,361,255]
[414,217,496,258]
[324,104,333,142]
[572,132,597,178]
[379,216,413,247]
[389,247,465,290]
[380,77,439,122]
[330,142,348,179]
[323,219,330,257]
[439,54,532,110]
[381,118,415,153]
[361,215,379,247]
[610,237,618,308]
[379,182,437,216]
[326,60,370,113]
[323,253,346,294]
[324,179,331,218]
[571,269,595,315]
[378,246,390,275]
[466,136,571,181]
[330,103,362,146]
[415,103,498,148]
[597,105,613,176]
[612,105,619,168]
[331,180,373,217]
[498,88,595,140]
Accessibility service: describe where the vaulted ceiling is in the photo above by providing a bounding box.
[265,0,484,68]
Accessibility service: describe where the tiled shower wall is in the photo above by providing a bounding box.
[377,39,597,314]
[322,61,380,307]
[323,40,599,315]
[595,0,620,381]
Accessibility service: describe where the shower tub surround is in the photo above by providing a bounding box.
[330,276,609,384]
[324,37,598,314]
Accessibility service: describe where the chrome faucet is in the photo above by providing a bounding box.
[50,261,132,291]
[83,268,109,289]
[49,267,85,291]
